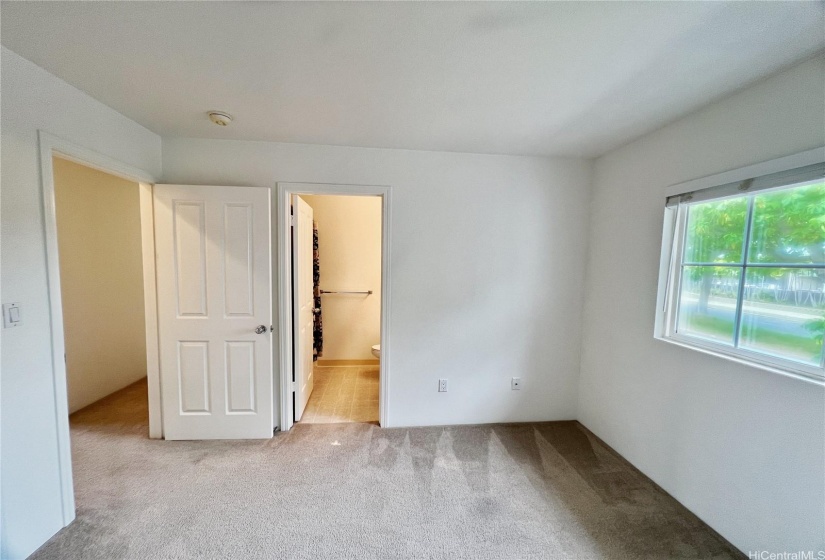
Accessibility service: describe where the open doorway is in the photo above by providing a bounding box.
[294,194,382,424]
[40,132,161,524]
[45,152,160,521]
[277,183,392,432]
[53,157,148,417]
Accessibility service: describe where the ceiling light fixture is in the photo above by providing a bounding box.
[207,111,233,126]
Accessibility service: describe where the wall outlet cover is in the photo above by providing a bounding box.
[2,303,22,328]
[438,378,448,392]
[511,377,522,390]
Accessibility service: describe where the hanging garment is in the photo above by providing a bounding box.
[312,221,323,361]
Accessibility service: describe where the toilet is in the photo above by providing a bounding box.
[371,344,381,359]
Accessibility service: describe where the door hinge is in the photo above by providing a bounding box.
[290,215,295,227]
[291,381,297,392]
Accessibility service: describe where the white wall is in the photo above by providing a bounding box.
[161,138,593,428]
[53,157,147,413]
[579,55,825,554]
[302,195,382,362]
[0,46,161,559]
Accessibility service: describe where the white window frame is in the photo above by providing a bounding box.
[654,147,825,385]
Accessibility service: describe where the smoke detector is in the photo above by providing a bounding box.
[207,111,233,126]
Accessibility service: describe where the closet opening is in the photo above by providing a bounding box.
[277,183,392,431]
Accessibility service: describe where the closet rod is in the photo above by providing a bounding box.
[319,290,373,295]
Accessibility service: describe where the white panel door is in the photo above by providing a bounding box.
[293,195,314,421]
[154,184,272,440]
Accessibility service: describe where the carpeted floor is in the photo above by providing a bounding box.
[30,379,743,560]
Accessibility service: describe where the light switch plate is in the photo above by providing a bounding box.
[3,303,22,328]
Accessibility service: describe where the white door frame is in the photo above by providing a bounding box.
[276,182,392,431]
[38,131,162,525]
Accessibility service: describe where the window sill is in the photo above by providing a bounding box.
[654,334,825,386]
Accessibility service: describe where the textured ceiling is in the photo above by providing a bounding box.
[2,1,823,157]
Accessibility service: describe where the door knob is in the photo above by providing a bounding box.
[255,325,267,335]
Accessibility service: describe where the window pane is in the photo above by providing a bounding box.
[677,266,742,345]
[739,268,825,366]
[748,182,825,265]
[683,198,748,264]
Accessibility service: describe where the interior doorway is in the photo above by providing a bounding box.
[52,157,148,417]
[292,194,383,425]
[39,132,161,525]
[277,183,392,432]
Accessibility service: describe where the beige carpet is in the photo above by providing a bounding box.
[30,380,743,559]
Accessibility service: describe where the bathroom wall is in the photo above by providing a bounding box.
[302,194,382,363]
[53,157,147,413]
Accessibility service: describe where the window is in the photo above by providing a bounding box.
[656,154,825,383]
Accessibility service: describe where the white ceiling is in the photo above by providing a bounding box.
[2,1,823,157]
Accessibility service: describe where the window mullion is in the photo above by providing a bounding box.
[732,196,756,348]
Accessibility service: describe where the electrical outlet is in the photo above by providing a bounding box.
[438,378,448,392]
[511,377,522,390]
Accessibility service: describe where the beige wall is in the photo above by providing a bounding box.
[302,195,381,362]
[53,157,147,413]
